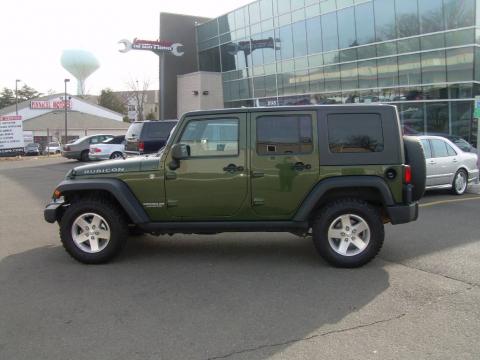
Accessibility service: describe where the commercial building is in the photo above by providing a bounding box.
[0,94,128,145]
[194,0,480,145]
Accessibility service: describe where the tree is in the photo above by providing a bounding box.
[98,88,127,114]
[0,88,15,109]
[16,84,42,102]
[126,79,150,122]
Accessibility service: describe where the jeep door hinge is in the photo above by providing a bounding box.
[253,198,265,206]
[166,200,178,207]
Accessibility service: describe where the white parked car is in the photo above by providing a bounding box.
[417,135,479,195]
[89,135,126,161]
[45,142,62,154]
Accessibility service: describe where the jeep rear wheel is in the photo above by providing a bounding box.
[312,199,384,268]
[59,199,128,264]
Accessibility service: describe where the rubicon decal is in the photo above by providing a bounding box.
[83,168,125,175]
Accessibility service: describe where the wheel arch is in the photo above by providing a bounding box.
[293,176,394,223]
[56,179,150,224]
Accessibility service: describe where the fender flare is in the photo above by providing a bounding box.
[56,178,150,224]
[293,176,395,222]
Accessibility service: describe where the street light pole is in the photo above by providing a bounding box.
[64,79,70,144]
[15,79,21,115]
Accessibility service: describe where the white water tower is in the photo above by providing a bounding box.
[61,50,100,95]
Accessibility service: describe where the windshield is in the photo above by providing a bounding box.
[126,123,143,139]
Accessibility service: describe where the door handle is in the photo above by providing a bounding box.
[292,162,311,171]
[452,158,458,163]
[223,164,244,173]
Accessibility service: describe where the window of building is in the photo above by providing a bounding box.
[321,12,339,52]
[260,0,273,20]
[180,119,239,157]
[444,0,474,29]
[199,48,221,72]
[358,60,378,88]
[400,102,424,133]
[398,54,422,86]
[446,47,474,82]
[421,50,446,84]
[395,0,419,38]
[256,115,313,155]
[234,8,247,29]
[292,21,308,58]
[306,16,322,54]
[340,62,358,90]
[309,67,325,92]
[451,101,473,140]
[374,0,396,41]
[445,29,475,47]
[355,2,375,45]
[419,0,444,34]
[327,113,384,153]
[220,43,238,72]
[277,0,291,14]
[377,57,398,87]
[324,64,341,91]
[397,37,420,54]
[357,45,377,60]
[338,6,356,48]
[420,33,445,51]
[430,139,449,158]
[249,2,261,24]
[277,25,294,60]
[253,76,266,98]
[426,102,449,133]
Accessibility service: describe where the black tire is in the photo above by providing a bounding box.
[451,169,468,195]
[59,199,128,264]
[80,150,90,162]
[312,198,384,268]
[110,152,124,160]
[403,136,426,201]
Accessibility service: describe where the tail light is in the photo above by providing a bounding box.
[404,165,412,184]
[91,147,101,153]
[138,141,145,153]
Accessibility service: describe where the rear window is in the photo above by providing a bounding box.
[126,123,143,139]
[142,122,177,140]
[327,114,384,153]
[104,136,125,144]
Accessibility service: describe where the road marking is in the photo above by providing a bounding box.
[420,196,480,208]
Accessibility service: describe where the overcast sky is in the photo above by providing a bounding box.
[1,0,252,96]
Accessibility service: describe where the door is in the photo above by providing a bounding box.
[250,111,319,218]
[429,139,455,186]
[164,113,248,219]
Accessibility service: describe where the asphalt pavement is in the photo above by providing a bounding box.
[0,157,479,360]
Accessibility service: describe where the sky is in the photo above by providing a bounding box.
[0,0,252,96]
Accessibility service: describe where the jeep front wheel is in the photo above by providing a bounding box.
[312,199,384,268]
[59,199,128,264]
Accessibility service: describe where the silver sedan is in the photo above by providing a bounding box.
[417,135,479,195]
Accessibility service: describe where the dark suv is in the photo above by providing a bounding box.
[125,120,177,156]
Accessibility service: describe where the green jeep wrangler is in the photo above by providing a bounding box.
[44,105,426,268]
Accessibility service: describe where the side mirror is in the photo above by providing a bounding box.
[171,143,190,160]
[169,143,190,170]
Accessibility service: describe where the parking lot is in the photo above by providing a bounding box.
[1,157,480,360]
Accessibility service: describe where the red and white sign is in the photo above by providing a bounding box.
[0,115,24,154]
[30,99,72,110]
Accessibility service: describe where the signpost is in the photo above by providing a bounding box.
[0,115,24,156]
[118,38,184,120]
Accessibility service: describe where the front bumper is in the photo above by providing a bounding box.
[44,201,65,223]
[386,202,418,225]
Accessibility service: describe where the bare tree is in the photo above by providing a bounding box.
[126,79,150,122]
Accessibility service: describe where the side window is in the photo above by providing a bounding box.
[421,139,432,159]
[327,113,384,153]
[430,139,449,158]
[256,115,313,155]
[90,137,99,144]
[445,142,457,156]
[179,118,239,157]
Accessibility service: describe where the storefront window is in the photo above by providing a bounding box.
[400,102,424,134]
[451,101,473,141]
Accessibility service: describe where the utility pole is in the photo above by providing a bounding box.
[64,79,70,144]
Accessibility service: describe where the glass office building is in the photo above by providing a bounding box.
[196,0,480,144]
